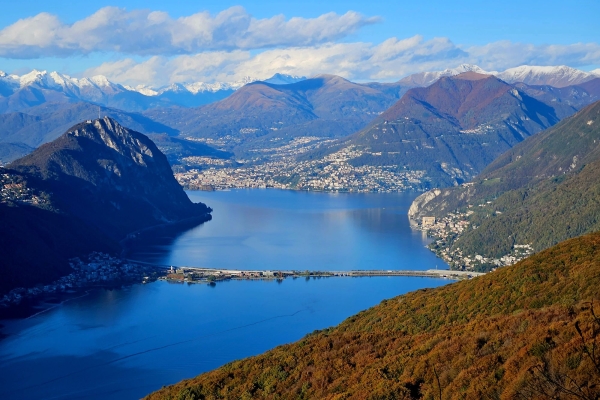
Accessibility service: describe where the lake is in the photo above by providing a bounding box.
[128,189,445,271]
[0,190,450,399]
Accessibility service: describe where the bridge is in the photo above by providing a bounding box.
[159,265,485,281]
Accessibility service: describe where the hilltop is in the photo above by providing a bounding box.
[147,230,600,399]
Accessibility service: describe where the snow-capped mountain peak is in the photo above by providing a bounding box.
[496,65,596,87]
[19,69,48,87]
[87,75,113,87]
[399,64,494,87]
[445,64,494,75]
[124,84,159,96]
[263,73,307,85]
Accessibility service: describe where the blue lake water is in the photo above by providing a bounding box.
[130,189,446,271]
[0,190,450,399]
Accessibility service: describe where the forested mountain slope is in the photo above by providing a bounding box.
[304,72,561,188]
[408,100,600,269]
[1,118,211,294]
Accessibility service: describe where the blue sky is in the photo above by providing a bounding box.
[0,0,598,86]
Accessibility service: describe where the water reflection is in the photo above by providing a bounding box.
[128,189,446,271]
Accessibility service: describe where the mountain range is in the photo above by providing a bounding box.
[144,74,408,154]
[0,70,305,113]
[140,69,599,172]
[1,65,597,115]
[399,64,600,88]
[301,72,574,188]
[2,64,599,176]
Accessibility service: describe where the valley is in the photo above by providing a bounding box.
[1,61,600,400]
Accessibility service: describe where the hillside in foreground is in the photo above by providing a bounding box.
[147,231,600,399]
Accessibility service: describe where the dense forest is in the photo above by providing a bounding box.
[146,230,600,399]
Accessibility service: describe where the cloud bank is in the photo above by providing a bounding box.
[0,6,379,58]
[83,36,600,87]
[1,6,599,86]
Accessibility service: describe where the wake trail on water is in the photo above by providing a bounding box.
[25,291,92,320]
[4,308,306,395]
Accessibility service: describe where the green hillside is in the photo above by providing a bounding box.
[146,231,600,399]
[409,100,600,267]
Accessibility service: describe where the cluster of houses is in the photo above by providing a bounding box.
[0,173,49,206]
[0,252,162,308]
[418,212,534,271]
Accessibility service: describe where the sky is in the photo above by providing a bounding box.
[0,0,598,87]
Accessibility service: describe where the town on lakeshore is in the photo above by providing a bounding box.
[0,253,164,309]
[415,210,534,271]
[175,142,425,193]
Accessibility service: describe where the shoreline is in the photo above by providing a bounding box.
[1,213,213,321]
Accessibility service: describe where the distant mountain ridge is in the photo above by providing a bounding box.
[0,70,300,112]
[304,72,562,188]
[262,73,307,85]
[2,65,597,115]
[2,65,599,166]
[399,64,600,88]
[144,74,408,154]
[398,64,494,87]
[496,65,598,87]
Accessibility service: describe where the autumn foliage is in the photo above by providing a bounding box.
[146,231,600,399]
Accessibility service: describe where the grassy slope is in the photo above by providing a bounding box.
[147,231,600,400]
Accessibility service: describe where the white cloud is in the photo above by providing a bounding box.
[82,35,600,87]
[0,6,379,58]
